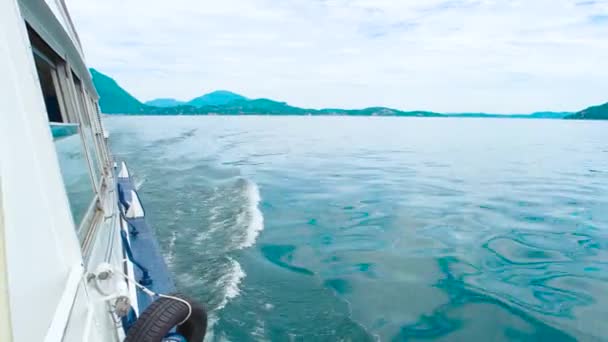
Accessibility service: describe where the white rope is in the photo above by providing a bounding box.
[112,265,193,326]
[93,273,114,296]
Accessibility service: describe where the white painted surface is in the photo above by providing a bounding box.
[43,0,83,57]
[63,178,137,342]
[0,1,83,340]
[126,191,145,219]
[118,162,130,179]
[43,263,83,342]
[1,1,135,341]
[0,182,13,342]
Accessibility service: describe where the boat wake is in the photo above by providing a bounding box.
[203,257,246,341]
[162,176,264,340]
[217,257,246,310]
[237,180,264,249]
[196,178,264,250]
[216,179,262,308]
[133,175,146,190]
[199,178,263,310]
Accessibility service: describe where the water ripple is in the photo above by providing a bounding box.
[105,116,608,341]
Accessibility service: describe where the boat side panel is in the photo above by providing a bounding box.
[42,0,82,52]
[0,0,84,340]
[63,179,131,342]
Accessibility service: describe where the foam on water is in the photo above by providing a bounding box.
[165,231,177,266]
[202,181,262,340]
[198,180,259,309]
[222,258,246,307]
[193,179,264,251]
[133,175,146,190]
[193,192,226,244]
[211,181,264,310]
[238,180,264,249]
[206,258,246,341]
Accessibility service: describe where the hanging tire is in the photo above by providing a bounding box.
[125,293,207,342]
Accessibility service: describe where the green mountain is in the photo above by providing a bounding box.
[527,111,572,119]
[206,98,306,114]
[145,98,185,107]
[137,99,437,116]
[145,91,246,108]
[187,90,246,107]
[88,68,588,119]
[89,68,147,114]
[89,68,441,116]
[566,102,608,120]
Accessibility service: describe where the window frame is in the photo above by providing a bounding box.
[32,47,70,124]
[28,25,106,245]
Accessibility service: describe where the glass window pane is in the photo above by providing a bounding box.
[81,119,101,184]
[72,76,102,186]
[33,53,65,123]
[51,124,96,227]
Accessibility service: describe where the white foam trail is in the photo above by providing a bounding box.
[252,319,266,339]
[165,231,177,266]
[238,180,264,249]
[200,259,246,340]
[195,199,224,243]
[203,316,219,342]
[217,257,246,310]
[195,180,263,341]
[134,176,146,190]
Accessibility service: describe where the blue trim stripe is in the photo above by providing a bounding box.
[117,163,175,313]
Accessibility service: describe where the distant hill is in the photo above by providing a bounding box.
[145,98,185,107]
[205,98,306,115]
[317,107,440,117]
[138,99,438,116]
[527,111,572,119]
[90,68,147,114]
[88,68,589,119]
[187,90,246,107]
[145,91,245,108]
[445,112,570,119]
[89,69,441,116]
[566,102,608,120]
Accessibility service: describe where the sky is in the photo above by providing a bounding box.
[67,0,608,113]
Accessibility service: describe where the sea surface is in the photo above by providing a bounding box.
[105,116,608,341]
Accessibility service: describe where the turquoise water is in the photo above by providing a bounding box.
[106,116,608,341]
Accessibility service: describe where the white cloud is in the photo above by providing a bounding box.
[67,0,608,113]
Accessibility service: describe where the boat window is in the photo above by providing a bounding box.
[33,55,64,122]
[51,125,97,226]
[28,25,97,231]
[87,96,110,166]
[72,74,102,188]
[27,24,69,123]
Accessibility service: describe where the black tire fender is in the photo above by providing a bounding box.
[125,293,207,342]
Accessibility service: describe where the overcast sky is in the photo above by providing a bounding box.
[67,0,608,113]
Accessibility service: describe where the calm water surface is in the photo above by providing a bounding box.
[106,116,608,341]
